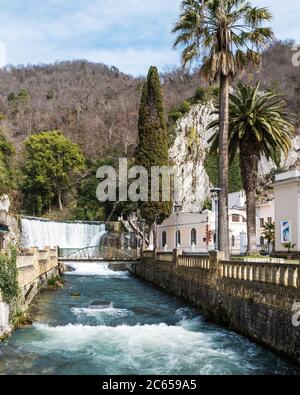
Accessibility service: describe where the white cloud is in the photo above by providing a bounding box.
[0,0,300,75]
[69,48,180,76]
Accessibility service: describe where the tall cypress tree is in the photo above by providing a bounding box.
[135,66,172,225]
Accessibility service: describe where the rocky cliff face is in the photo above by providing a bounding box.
[169,101,300,212]
[169,101,216,213]
[0,195,21,249]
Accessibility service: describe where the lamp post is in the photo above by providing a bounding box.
[140,219,146,256]
[153,214,160,255]
[210,188,222,251]
[174,202,183,249]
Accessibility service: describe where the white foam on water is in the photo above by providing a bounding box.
[71,306,134,323]
[21,218,106,249]
[29,321,263,375]
[65,262,128,277]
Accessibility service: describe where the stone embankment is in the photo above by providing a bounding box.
[0,247,60,338]
[127,251,300,363]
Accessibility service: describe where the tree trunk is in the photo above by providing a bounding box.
[245,189,257,255]
[58,188,63,211]
[240,137,260,255]
[218,73,230,259]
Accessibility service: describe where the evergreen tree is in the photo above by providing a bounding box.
[135,66,172,225]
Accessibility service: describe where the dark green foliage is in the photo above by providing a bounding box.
[7,89,30,115]
[168,85,220,125]
[190,87,206,104]
[178,100,191,114]
[0,133,15,195]
[202,199,212,211]
[22,131,85,215]
[76,157,138,221]
[204,150,243,193]
[135,66,172,225]
[76,157,116,221]
[0,248,19,304]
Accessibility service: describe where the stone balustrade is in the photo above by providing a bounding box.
[17,246,59,289]
[132,251,300,363]
[220,260,299,289]
[142,250,155,259]
[177,255,210,270]
[144,250,299,289]
[244,257,285,264]
[155,252,174,263]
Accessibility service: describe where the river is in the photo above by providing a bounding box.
[0,262,299,375]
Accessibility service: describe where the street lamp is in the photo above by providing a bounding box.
[174,202,183,249]
[153,214,160,254]
[140,219,146,255]
[210,188,222,251]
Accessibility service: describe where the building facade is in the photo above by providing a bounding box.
[273,169,300,254]
[256,199,275,251]
[157,191,248,255]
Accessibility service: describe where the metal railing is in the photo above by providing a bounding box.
[59,246,138,261]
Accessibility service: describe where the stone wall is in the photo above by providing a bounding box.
[128,252,300,363]
[0,246,59,338]
[0,294,10,337]
[17,246,60,306]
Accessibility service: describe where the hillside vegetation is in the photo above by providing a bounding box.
[0,40,298,219]
[0,41,297,160]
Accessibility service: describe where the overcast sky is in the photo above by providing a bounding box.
[0,0,299,75]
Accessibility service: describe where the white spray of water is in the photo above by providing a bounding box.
[29,321,261,375]
[21,218,106,249]
[65,261,128,277]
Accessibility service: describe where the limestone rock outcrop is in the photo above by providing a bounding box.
[169,101,216,213]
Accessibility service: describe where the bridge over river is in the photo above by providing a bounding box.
[58,245,139,262]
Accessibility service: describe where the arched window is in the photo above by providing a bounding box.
[175,230,181,247]
[260,236,265,247]
[231,235,235,247]
[162,231,167,248]
[191,228,197,246]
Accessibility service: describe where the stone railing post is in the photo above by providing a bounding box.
[209,251,225,286]
[173,249,181,267]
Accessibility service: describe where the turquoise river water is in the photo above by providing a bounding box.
[0,262,299,375]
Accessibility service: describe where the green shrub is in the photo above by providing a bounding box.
[204,150,243,193]
[0,247,19,304]
[168,109,183,123]
[47,277,57,287]
[178,100,191,115]
[191,87,206,103]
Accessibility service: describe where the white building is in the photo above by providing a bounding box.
[256,198,275,251]
[157,190,278,255]
[157,191,248,255]
[273,169,300,254]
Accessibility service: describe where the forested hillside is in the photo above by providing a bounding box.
[0,41,298,159]
[0,61,201,157]
[0,40,299,219]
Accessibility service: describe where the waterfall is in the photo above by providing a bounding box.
[21,217,106,249]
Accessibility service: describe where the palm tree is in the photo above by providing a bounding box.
[262,222,275,252]
[209,83,294,254]
[172,0,273,259]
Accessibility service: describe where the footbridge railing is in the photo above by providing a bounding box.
[59,246,139,261]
